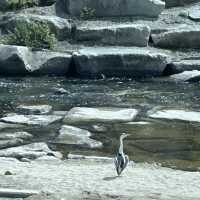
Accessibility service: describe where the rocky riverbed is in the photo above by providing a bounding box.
[0,0,200,199]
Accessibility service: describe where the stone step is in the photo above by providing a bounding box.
[75,24,150,47]
[56,0,165,18]
[73,46,169,78]
[151,26,200,49]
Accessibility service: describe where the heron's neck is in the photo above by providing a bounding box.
[119,137,124,154]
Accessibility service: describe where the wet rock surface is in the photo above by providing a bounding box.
[170,70,200,82]
[16,105,52,115]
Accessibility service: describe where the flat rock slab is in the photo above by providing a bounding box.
[0,132,33,140]
[170,70,200,82]
[16,105,52,115]
[0,142,62,159]
[149,109,200,122]
[3,14,72,40]
[1,114,63,126]
[0,45,72,76]
[75,24,150,47]
[56,125,102,148]
[73,47,168,78]
[166,60,200,75]
[0,122,24,131]
[188,8,200,21]
[0,139,24,150]
[152,26,200,49]
[64,107,138,124]
[58,0,165,18]
[0,158,200,199]
[0,188,39,198]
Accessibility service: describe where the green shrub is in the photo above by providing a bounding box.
[80,6,96,20]
[3,22,56,49]
[9,0,39,10]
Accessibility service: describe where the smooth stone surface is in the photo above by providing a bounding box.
[0,143,62,159]
[0,158,200,199]
[57,0,165,17]
[1,114,63,126]
[64,107,138,124]
[152,26,200,49]
[3,14,72,40]
[149,109,200,122]
[165,60,200,75]
[0,122,24,131]
[75,24,151,47]
[73,47,168,78]
[16,105,52,115]
[170,70,200,82]
[56,125,102,148]
[0,45,72,76]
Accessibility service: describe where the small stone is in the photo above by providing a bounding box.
[4,171,12,175]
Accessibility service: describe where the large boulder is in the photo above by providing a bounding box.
[1,114,63,126]
[170,70,200,82]
[0,142,62,159]
[55,125,102,148]
[73,47,168,78]
[16,105,52,115]
[151,26,200,49]
[165,60,200,75]
[148,109,200,122]
[162,0,200,8]
[0,45,72,76]
[64,107,138,124]
[75,24,151,47]
[57,0,165,18]
[3,14,72,40]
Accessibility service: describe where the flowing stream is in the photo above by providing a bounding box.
[0,76,200,171]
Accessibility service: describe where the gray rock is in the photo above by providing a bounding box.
[163,0,200,8]
[3,14,72,40]
[53,87,69,95]
[64,107,138,124]
[0,142,62,159]
[0,132,33,140]
[152,26,200,49]
[0,188,39,198]
[0,45,72,76]
[1,114,63,126]
[73,47,168,78]
[16,105,52,115]
[188,8,200,21]
[56,125,102,148]
[57,0,165,18]
[52,111,68,116]
[149,109,200,122]
[0,122,24,131]
[170,70,200,82]
[165,60,200,75]
[0,139,24,150]
[75,24,151,47]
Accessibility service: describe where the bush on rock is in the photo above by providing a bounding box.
[2,22,56,49]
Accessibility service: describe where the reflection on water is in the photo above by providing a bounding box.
[0,76,200,171]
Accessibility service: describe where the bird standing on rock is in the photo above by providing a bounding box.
[114,133,130,176]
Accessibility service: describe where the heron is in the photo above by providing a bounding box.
[114,133,130,176]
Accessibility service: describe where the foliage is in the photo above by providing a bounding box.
[8,0,39,10]
[2,22,56,49]
[80,6,96,20]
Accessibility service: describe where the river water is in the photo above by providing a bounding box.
[0,76,200,171]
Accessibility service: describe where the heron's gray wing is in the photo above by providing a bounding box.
[122,155,129,171]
